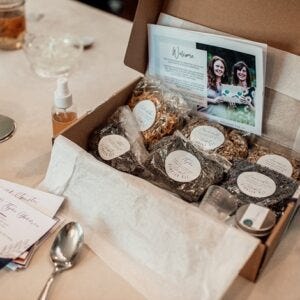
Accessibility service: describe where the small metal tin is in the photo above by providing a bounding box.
[235,222,272,238]
[235,204,276,237]
[0,114,16,142]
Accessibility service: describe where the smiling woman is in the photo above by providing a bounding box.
[204,55,230,118]
[232,61,251,88]
[207,55,228,101]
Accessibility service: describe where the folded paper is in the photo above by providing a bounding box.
[0,189,56,259]
[0,179,64,218]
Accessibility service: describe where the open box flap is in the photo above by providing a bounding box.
[125,0,300,73]
[124,0,300,150]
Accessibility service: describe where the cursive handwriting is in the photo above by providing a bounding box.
[0,200,39,228]
[172,46,194,60]
[4,189,38,205]
[1,203,17,214]
[17,211,39,228]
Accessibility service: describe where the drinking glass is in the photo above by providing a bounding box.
[23,33,83,78]
[199,185,238,221]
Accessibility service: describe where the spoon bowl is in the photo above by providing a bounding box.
[38,222,84,300]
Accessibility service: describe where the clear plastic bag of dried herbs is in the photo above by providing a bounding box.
[247,144,300,180]
[222,159,298,216]
[128,76,190,148]
[144,131,225,203]
[87,106,149,177]
[181,115,249,162]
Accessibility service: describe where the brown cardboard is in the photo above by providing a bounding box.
[239,201,295,281]
[125,0,300,74]
[125,0,300,148]
[240,243,266,281]
[62,81,297,282]
[62,0,300,283]
[62,79,140,149]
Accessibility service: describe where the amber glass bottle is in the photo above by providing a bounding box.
[52,77,77,137]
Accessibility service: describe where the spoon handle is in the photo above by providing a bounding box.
[38,271,58,300]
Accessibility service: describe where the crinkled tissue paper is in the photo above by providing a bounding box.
[41,135,259,300]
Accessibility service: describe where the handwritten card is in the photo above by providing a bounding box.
[0,189,56,259]
[9,216,63,270]
[0,179,64,217]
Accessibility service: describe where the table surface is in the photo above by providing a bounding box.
[0,0,299,299]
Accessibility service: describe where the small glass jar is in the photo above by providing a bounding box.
[0,0,26,50]
[199,185,238,222]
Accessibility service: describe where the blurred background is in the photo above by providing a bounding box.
[77,0,138,21]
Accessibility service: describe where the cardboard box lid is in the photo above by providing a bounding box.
[125,0,300,74]
[124,0,300,150]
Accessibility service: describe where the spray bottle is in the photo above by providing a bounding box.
[52,77,78,138]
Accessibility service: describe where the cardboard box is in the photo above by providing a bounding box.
[62,0,300,282]
[61,78,298,281]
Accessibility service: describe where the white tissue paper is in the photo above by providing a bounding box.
[41,136,259,300]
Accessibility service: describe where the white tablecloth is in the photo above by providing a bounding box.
[0,0,299,299]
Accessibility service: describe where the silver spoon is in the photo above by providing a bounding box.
[38,222,84,300]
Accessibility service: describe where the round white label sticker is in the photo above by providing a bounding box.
[165,150,201,183]
[237,172,276,198]
[133,100,156,131]
[190,125,225,150]
[257,154,293,177]
[98,134,130,160]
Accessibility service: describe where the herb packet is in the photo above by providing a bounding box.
[144,132,225,202]
[222,159,298,215]
[88,106,149,177]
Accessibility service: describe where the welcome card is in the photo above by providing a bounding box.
[148,24,266,135]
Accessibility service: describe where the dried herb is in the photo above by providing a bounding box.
[182,117,248,161]
[87,106,149,177]
[222,159,298,215]
[218,130,249,161]
[144,132,225,202]
[248,144,300,180]
[128,76,189,148]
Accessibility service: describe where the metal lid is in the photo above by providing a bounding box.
[236,222,271,238]
[0,115,16,142]
[235,204,276,234]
